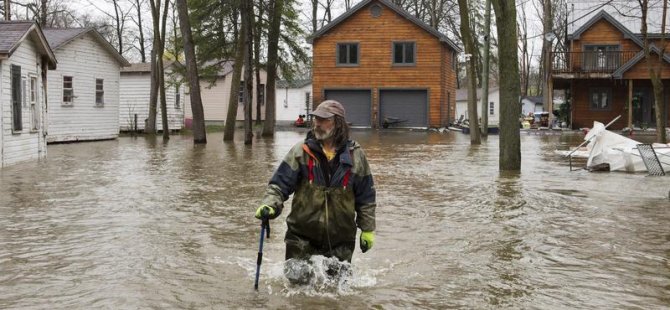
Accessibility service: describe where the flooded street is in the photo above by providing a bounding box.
[1,130,668,308]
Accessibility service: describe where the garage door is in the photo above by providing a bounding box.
[379,89,428,128]
[324,89,371,127]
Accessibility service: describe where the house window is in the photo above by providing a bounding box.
[95,79,104,106]
[589,87,611,110]
[30,76,39,131]
[63,76,73,105]
[489,102,494,115]
[337,43,359,66]
[239,81,245,104]
[175,85,181,109]
[393,42,415,65]
[305,92,311,113]
[584,45,620,71]
[11,65,22,132]
[259,83,265,106]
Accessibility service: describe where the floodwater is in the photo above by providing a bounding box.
[1,130,668,309]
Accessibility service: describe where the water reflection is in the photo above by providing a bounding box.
[0,131,669,308]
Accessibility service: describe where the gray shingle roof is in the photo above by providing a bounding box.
[276,79,312,88]
[121,61,176,73]
[0,21,35,54]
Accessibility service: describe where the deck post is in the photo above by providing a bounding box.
[628,79,633,128]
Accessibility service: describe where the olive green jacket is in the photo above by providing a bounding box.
[261,134,376,249]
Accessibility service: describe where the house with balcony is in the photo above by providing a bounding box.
[308,0,461,128]
[552,10,670,130]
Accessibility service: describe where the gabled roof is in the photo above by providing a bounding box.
[569,10,645,48]
[277,79,312,88]
[121,61,177,73]
[43,28,130,66]
[612,45,670,78]
[307,0,461,52]
[0,21,57,69]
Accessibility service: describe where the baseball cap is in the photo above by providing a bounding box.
[310,100,345,118]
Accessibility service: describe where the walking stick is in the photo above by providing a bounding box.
[254,210,270,290]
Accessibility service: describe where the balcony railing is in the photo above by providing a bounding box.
[552,51,638,74]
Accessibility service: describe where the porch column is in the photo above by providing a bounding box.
[628,79,633,128]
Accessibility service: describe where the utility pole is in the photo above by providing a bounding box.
[543,0,554,127]
[481,0,492,136]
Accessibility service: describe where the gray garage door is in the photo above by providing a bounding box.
[379,90,428,128]
[324,89,371,127]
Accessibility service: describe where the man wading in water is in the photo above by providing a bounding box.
[255,100,377,284]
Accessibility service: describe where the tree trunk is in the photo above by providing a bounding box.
[112,0,123,55]
[146,37,158,134]
[492,0,521,170]
[458,0,480,144]
[223,8,246,141]
[159,0,170,141]
[134,0,147,63]
[643,0,668,143]
[254,0,264,126]
[242,0,254,145]
[480,0,491,136]
[262,0,283,137]
[175,0,206,143]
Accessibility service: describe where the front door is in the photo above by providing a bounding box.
[632,88,655,128]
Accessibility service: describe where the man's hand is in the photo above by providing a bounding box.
[255,205,275,219]
[360,231,375,253]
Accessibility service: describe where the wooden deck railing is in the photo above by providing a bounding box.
[552,51,638,74]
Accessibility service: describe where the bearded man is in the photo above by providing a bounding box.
[255,100,377,284]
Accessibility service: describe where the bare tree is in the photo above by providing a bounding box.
[254,0,264,126]
[242,0,254,145]
[458,0,480,144]
[639,0,668,143]
[262,0,283,137]
[492,0,521,170]
[131,0,147,62]
[224,5,245,142]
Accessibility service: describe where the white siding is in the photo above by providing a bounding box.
[1,38,47,167]
[275,84,312,122]
[184,67,267,124]
[46,33,121,143]
[455,89,501,126]
[119,70,184,131]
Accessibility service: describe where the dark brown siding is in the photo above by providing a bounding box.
[312,1,457,128]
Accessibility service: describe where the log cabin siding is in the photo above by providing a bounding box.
[312,1,456,128]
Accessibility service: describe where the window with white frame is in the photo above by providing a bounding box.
[259,84,265,106]
[30,76,39,130]
[238,81,245,103]
[489,102,494,115]
[175,85,181,109]
[11,65,22,131]
[95,79,104,106]
[63,76,73,105]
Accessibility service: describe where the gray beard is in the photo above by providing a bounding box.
[314,128,334,141]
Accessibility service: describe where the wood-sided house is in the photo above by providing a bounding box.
[0,21,57,167]
[43,28,130,143]
[552,10,670,130]
[308,0,461,128]
[119,62,185,132]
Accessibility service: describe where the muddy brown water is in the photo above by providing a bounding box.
[1,130,668,309]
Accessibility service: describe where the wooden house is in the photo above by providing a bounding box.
[42,28,130,143]
[275,79,312,125]
[0,21,57,167]
[119,62,185,131]
[183,61,267,126]
[308,0,461,128]
[552,10,670,130]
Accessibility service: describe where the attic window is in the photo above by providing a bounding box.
[370,4,382,17]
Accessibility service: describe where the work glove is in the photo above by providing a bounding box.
[360,231,375,253]
[255,205,275,220]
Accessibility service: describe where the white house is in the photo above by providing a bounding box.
[43,28,129,143]
[455,87,500,125]
[275,79,312,125]
[520,96,544,116]
[0,21,57,167]
[184,61,267,126]
[119,62,185,131]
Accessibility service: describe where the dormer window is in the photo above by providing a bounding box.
[337,43,359,66]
